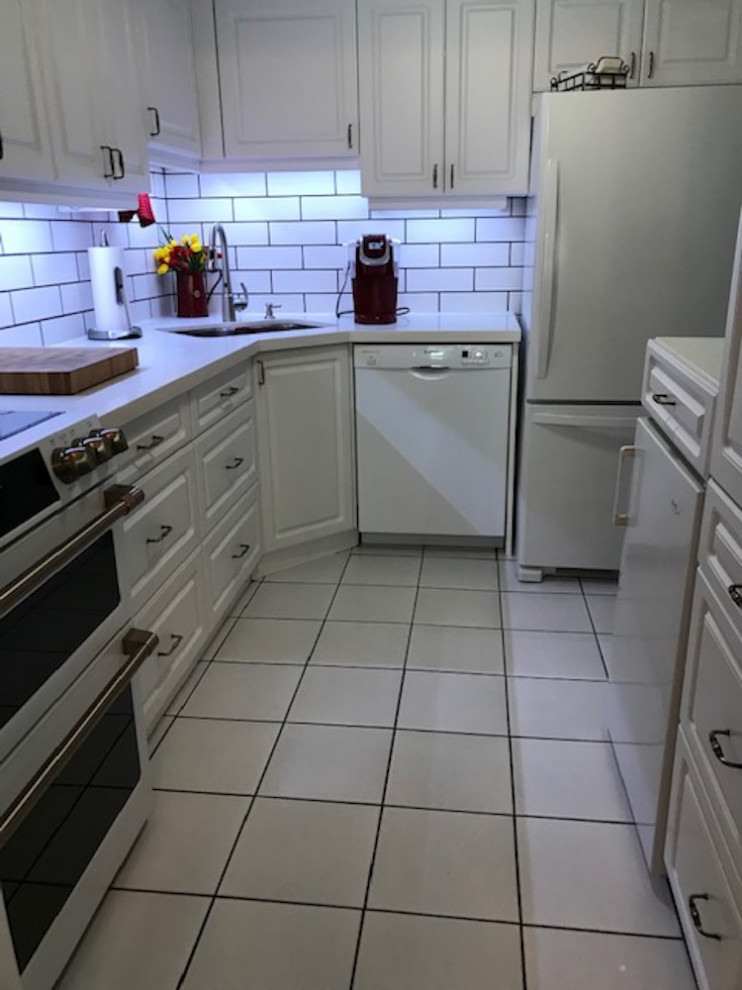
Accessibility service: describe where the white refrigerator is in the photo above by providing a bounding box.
[516,86,742,581]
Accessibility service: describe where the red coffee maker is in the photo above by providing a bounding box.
[351,234,399,324]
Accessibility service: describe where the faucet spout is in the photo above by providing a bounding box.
[209,223,235,322]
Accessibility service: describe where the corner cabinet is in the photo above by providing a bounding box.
[212,0,359,162]
[534,0,742,91]
[255,346,356,554]
[357,0,534,199]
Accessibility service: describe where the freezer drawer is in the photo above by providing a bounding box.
[607,416,704,873]
[516,404,640,575]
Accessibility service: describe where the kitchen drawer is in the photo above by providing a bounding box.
[681,570,742,864]
[202,483,260,620]
[191,362,252,434]
[133,552,208,734]
[117,395,192,485]
[195,400,257,533]
[665,730,742,990]
[698,480,742,643]
[642,340,718,477]
[119,446,200,609]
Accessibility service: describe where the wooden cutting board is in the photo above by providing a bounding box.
[0,346,139,395]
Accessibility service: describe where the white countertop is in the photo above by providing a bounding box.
[651,336,725,387]
[0,312,520,459]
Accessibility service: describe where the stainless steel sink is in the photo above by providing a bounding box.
[166,320,324,337]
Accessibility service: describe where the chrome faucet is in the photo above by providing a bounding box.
[209,224,248,321]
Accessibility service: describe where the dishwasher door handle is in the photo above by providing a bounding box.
[409,366,452,380]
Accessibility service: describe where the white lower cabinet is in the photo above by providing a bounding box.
[255,346,355,553]
[203,484,261,620]
[195,401,257,533]
[666,732,742,990]
[134,553,209,733]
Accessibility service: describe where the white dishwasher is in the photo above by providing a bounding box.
[354,343,512,539]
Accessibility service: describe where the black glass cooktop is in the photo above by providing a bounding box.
[0,411,62,442]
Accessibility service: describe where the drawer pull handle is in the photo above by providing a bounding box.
[652,393,676,406]
[226,457,244,470]
[232,543,251,559]
[157,633,183,657]
[688,894,722,941]
[709,729,742,769]
[146,524,173,545]
[220,386,240,397]
[728,584,742,609]
[136,434,164,451]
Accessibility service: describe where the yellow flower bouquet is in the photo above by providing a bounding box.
[153,231,207,275]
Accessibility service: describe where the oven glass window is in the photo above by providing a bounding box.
[0,532,121,731]
[0,684,141,973]
[0,449,60,540]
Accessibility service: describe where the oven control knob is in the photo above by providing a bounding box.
[81,433,113,463]
[96,427,128,456]
[51,444,97,483]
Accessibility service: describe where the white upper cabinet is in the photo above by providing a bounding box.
[535,0,742,90]
[214,0,359,161]
[358,0,534,199]
[534,0,645,90]
[642,0,742,86]
[139,0,203,162]
[0,0,55,183]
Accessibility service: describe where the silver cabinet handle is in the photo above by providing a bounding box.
[450,163,455,189]
[0,627,158,848]
[232,543,251,559]
[101,144,115,178]
[629,51,636,79]
[347,123,353,149]
[257,360,265,386]
[652,393,676,406]
[147,105,161,137]
[648,50,656,79]
[709,729,742,769]
[220,385,240,397]
[433,163,439,189]
[688,894,722,941]
[0,484,144,620]
[612,445,637,526]
[728,584,742,609]
[157,633,183,657]
[226,457,244,470]
[112,147,125,180]
[146,524,173,545]
[136,434,164,451]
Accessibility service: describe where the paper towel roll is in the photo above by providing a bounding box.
[88,246,131,336]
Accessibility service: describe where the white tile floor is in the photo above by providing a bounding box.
[57,546,699,990]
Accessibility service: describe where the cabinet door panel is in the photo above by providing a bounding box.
[217,0,358,160]
[533,0,645,90]
[446,0,534,194]
[642,0,742,85]
[711,216,742,507]
[358,0,445,197]
[0,0,55,182]
[258,348,355,551]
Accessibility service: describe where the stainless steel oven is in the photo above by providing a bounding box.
[0,415,158,989]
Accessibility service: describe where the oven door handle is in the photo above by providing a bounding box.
[0,628,158,850]
[0,484,144,620]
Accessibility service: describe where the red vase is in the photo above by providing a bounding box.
[176,271,208,318]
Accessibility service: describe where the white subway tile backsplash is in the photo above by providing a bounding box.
[510,242,526,267]
[302,196,368,221]
[272,269,337,294]
[222,222,270,247]
[270,221,336,245]
[23,203,65,220]
[441,243,509,267]
[150,170,167,200]
[0,255,35,291]
[10,285,63,324]
[165,172,201,198]
[371,208,439,220]
[41,313,86,345]
[50,220,95,252]
[267,171,336,197]
[127,223,162,249]
[303,245,348,269]
[474,267,524,292]
[237,246,303,270]
[407,268,473,292]
[32,252,79,286]
[0,292,14,328]
[234,197,301,222]
[1,219,54,255]
[441,203,509,218]
[232,269,272,295]
[0,202,26,219]
[200,173,267,198]
[337,220,405,244]
[407,218,475,243]
[305,293,341,313]
[475,217,526,242]
[168,198,234,224]
[397,293,439,313]
[131,273,162,301]
[335,171,362,196]
[440,291,509,313]
[60,280,93,314]
[247,293,304,312]
[399,245,440,268]
[0,323,43,345]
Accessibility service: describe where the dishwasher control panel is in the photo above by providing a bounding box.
[354,344,512,370]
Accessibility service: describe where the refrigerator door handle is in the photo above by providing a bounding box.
[612,444,638,526]
[535,158,559,380]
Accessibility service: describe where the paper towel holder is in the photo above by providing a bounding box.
[87,231,142,341]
